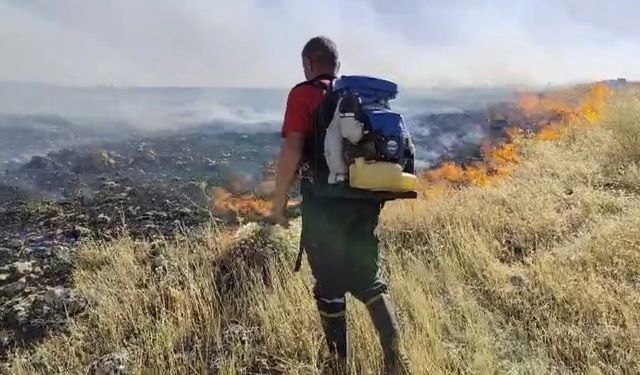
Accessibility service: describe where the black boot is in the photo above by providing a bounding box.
[320,314,348,374]
[366,294,410,375]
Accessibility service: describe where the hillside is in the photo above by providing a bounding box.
[4,84,640,374]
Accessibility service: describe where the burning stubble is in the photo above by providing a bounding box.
[205,83,613,220]
[421,83,612,192]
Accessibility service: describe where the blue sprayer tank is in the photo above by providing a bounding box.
[333,75,412,167]
[331,75,417,193]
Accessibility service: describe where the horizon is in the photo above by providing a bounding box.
[1,77,613,92]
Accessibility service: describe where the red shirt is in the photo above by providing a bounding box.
[281,79,331,138]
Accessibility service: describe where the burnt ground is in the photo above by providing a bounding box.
[0,121,284,359]
[0,103,514,361]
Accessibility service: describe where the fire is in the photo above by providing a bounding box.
[579,83,610,124]
[421,83,612,193]
[209,161,302,221]
[517,93,573,120]
[422,132,522,190]
[535,123,562,141]
[208,83,614,211]
[210,187,273,219]
[206,160,279,220]
[210,185,302,222]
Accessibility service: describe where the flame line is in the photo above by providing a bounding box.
[421,83,612,194]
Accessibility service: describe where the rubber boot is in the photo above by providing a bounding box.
[366,294,410,375]
[320,314,348,374]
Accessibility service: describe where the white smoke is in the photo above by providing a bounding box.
[1,0,639,88]
[0,83,286,131]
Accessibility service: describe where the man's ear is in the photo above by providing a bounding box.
[303,56,313,71]
[336,61,341,73]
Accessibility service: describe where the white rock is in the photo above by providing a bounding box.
[88,350,130,375]
[11,261,34,276]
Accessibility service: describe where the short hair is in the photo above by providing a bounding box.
[302,36,339,70]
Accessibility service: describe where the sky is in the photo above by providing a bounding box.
[1,0,639,88]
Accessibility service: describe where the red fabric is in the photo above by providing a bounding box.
[281,80,330,138]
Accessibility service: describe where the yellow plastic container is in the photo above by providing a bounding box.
[349,158,417,192]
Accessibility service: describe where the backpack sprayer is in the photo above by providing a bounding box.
[323,76,418,194]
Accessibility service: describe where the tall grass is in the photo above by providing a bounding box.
[6,88,640,374]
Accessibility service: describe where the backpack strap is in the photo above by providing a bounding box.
[294,74,336,92]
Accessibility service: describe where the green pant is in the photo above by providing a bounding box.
[301,189,387,315]
[300,185,406,372]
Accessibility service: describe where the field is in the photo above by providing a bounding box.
[5,85,640,374]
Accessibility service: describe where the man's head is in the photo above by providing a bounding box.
[301,36,339,80]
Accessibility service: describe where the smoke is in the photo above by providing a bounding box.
[1,0,639,88]
[0,83,287,131]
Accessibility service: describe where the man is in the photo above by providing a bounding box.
[269,36,409,374]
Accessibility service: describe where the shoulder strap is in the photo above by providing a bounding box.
[293,74,336,92]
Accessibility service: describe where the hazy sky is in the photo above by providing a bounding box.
[1,0,639,88]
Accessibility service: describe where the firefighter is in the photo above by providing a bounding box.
[269,36,409,374]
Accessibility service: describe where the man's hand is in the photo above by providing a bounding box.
[268,190,290,227]
[268,206,290,228]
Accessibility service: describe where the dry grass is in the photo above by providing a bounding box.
[5,88,640,374]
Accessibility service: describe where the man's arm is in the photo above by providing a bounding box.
[270,132,304,226]
[269,84,312,226]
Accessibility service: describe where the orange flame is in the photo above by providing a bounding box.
[206,159,283,220]
[210,187,273,219]
[421,83,612,194]
[209,83,613,209]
